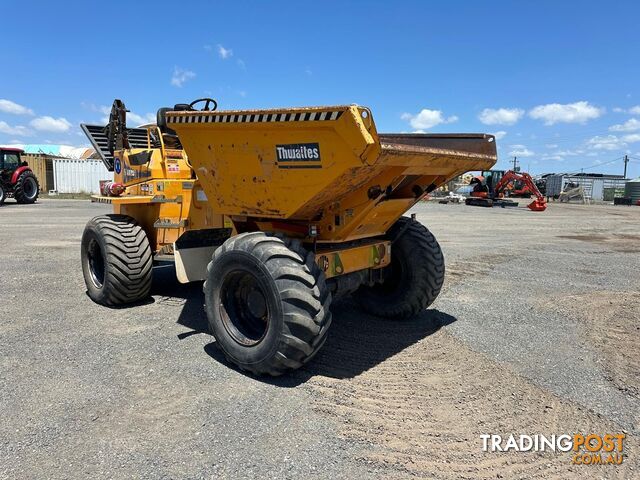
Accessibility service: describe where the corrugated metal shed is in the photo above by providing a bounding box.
[22,154,54,192]
[545,173,628,201]
[52,159,112,194]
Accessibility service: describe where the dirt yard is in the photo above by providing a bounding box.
[0,199,638,479]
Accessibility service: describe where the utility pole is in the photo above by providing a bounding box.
[512,156,519,172]
[623,154,629,178]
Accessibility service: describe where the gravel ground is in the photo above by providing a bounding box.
[0,199,638,479]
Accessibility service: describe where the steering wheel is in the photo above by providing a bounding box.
[189,98,218,112]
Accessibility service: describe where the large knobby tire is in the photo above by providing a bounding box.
[354,216,445,319]
[0,184,5,206]
[81,215,153,306]
[204,232,332,376]
[14,171,39,204]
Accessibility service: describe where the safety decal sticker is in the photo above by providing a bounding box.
[166,110,343,124]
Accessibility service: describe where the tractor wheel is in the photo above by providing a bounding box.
[354,216,445,319]
[13,171,39,204]
[0,184,5,206]
[204,232,332,376]
[81,215,153,306]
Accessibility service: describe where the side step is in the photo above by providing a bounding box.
[173,228,233,283]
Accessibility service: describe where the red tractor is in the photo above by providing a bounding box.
[0,148,40,206]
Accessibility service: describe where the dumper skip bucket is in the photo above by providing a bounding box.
[167,105,496,241]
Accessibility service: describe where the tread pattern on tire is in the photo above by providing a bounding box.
[356,216,445,318]
[13,171,39,204]
[205,232,332,376]
[86,215,153,306]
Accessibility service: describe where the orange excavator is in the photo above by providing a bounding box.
[465,169,547,211]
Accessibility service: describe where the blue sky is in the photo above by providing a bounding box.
[1,0,639,177]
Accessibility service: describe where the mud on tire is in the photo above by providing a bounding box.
[13,170,39,204]
[204,232,332,376]
[81,215,153,306]
[354,216,445,319]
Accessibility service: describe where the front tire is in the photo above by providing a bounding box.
[354,216,445,318]
[204,232,332,376]
[81,215,153,306]
[14,171,39,204]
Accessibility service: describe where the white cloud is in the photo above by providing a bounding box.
[401,109,458,130]
[609,118,640,132]
[612,106,640,115]
[541,154,565,162]
[492,131,507,140]
[478,108,524,125]
[30,116,72,132]
[81,102,111,114]
[508,144,534,157]
[171,67,196,87]
[0,121,32,136]
[587,135,625,151]
[545,144,558,149]
[0,99,34,116]
[84,102,159,126]
[529,101,604,125]
[127,112,156,126]
[585,133,640,151]
[94,106,154,126]
[555,149,583,156]
[217,44,233,59]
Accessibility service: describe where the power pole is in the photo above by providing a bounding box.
[623,154,629,178]
[512,156,519,172]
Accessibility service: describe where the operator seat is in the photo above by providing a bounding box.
[156,104,190,149]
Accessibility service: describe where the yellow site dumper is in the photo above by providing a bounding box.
[81,99,496,375]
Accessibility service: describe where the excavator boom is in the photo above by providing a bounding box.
[495,170,547,211]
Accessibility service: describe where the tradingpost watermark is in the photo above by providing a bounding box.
[481,433,626,465]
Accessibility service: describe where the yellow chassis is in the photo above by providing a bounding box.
[92,191,391,282]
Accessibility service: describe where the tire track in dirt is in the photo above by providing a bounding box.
[300,265,635,480]
[534,291,640,400]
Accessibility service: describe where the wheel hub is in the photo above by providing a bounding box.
[219,269,270,346]
[246,289,267,319]
[24,178,36,198]
[87,239,105,288]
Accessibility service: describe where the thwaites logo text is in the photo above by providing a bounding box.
[276,143,321,169]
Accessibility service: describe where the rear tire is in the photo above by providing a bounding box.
[354,216,445,319]
[81,215,153,306]
[0,184,5,206]
[14,171,39,204]
[204,232,332,376]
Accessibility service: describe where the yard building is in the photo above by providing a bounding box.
[544,173,628,201]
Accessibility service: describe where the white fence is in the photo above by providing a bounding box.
[52,159,112,194]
